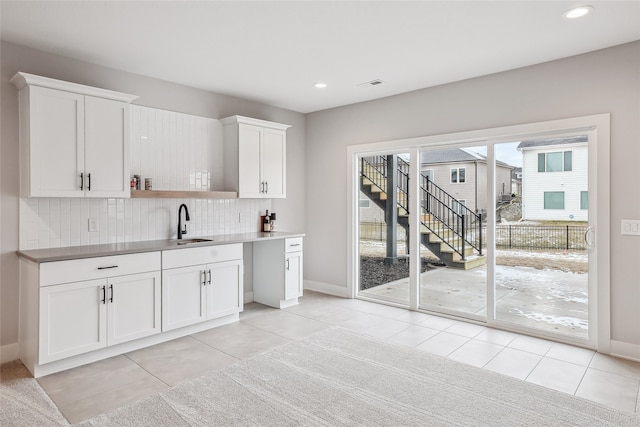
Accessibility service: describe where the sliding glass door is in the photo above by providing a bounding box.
[492,136,590,339]
[358,152,411,306]
[418,146,488,321]
[350,116,605,348]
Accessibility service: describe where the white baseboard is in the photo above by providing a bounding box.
[304,280,351,298]
[244,291,254,304]
[610,340,640,362]
[0,342,19,364]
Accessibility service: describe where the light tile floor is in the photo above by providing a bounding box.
[37,291,640,423]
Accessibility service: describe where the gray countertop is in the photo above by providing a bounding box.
[17,231,305,263]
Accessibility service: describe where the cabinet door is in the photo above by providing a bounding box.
[205,260,243,319]
[261,128,286,198]
[107,271,161,346]
[162,265,207,331]
[39,279,107,364]
[85,96,130,198]
[238,124,263,197]
[285,252,303,300]
[29,86,85,197]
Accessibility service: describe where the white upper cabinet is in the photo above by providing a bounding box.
[11,72,137,198]
[222,116,290,198]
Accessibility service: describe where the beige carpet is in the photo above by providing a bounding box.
[3,327,640,426]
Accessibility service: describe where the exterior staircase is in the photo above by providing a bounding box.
[361,156,486,270]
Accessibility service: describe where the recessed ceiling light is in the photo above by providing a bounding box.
[314,82,327,89]
[564,5,593,19]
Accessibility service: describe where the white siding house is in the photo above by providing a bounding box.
[518,136,588,221]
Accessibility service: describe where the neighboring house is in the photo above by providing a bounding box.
[518,136,588,222]
[511,167,522,196]
[359,193,384,223]
[419,148,513,214]
[360,149,513,222]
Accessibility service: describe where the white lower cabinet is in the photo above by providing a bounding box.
[20,251,162,374]
[285,251,303,301]
[253,237,303,308]
[107,272,162,346]
[17,241,275,377]
[39,279,106,364]
[162,244,243,332]
[39,271,161,364]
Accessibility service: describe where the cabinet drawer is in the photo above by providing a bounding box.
[40,252,161,286]
[162,243,243,269]
[285,237,303,253]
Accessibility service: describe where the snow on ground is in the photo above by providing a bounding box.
[359,239,590,338]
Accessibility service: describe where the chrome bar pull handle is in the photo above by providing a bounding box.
[585,226,595,249]
[207,269,212,285]
[101,285,106,304]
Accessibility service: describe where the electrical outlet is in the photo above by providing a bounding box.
[621,219,640,236]
[88,218,98,232]
[238,212,245,223]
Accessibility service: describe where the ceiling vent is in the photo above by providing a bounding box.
[359,79,383,87]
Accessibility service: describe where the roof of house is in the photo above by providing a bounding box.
[420,148,511,167]
[517,135,588,149]
[511,167,522,181]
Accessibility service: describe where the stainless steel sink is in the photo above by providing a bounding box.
[172,238,213,245]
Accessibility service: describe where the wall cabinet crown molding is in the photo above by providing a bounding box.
[220,115,291,131]
[11,72,138,103]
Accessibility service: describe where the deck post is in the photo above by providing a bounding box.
[385,155,399,265]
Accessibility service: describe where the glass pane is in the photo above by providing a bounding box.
[564,151,572,171]
[359,153,410,306]
[495,137,588,340]
[581,191,588,210]
[546,152,563,172]
[538,153,545,172]
[544,191,565,209]
[419,146,487,318]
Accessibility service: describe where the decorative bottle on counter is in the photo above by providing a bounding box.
[263,210,271,232]
[269,212,276,232]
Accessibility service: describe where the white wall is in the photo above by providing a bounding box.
[0,41,306,351]
[305,41,640,346]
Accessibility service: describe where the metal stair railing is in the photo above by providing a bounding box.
[361,156,387,194]
[361,156,409,214]
[361,155,483,260]
[420,174,483,258]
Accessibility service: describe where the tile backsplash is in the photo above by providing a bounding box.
[19,197,270,250]
[19,105,269,251]
[130,105,224,191]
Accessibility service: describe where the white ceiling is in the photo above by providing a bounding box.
[2,1,639,113]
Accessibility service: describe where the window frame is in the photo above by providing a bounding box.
[450,167,466,184]
[538,150,573,173]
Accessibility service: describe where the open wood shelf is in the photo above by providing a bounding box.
[130,190,238,199]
